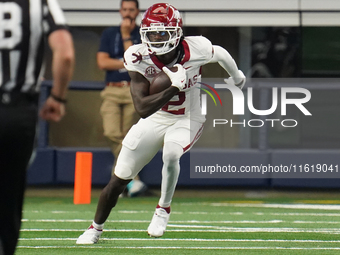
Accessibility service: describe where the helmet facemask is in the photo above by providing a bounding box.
[140,24,183,55]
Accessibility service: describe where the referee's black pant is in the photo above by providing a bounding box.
[0,92,38,255]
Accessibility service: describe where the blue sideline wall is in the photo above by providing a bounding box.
[27,148,340,188]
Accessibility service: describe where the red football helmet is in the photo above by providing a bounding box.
[140,3,183,55]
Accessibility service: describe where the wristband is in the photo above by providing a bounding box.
[122,37,132,42]
[50,93,67,104]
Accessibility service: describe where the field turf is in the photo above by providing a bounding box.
[17,188,340,254]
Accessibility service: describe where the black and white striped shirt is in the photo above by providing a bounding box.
[0,0,67,93]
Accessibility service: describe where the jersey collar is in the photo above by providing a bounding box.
[150,39,191,70]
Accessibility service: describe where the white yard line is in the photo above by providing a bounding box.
[21,219,284,224]
[16,246,340,250]
[18,237,340,243]
[24,203,340,216]
[23,210,243,215]
[21,218,340,224]
[268,212,340,217]
[293,221,340,224]
[19,228,340,234]
[181,203,340,210]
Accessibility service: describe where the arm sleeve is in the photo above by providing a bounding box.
[210,45,245,85]
[210,45,238,77]
[123,45,145,76]
[43,0,68,36]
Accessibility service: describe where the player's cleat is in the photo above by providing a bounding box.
[76,225,103,244]
[147,208,170,237]
[127,179,148,197]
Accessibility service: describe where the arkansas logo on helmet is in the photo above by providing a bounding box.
[140,3,183,55]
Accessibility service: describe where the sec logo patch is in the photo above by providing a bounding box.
[145,66,157,78]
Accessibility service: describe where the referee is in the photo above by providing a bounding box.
[0,0,74,254]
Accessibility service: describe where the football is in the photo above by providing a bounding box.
[149,66,178,95]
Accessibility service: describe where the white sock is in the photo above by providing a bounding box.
[92,221,104,230]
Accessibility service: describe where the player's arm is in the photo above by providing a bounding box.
[129,71,179,118]
[39,29,74,122]
[210,45,246,89]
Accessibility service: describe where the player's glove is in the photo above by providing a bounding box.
[162,64,187,91]
[224,70,246,89]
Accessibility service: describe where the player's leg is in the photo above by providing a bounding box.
[147,141,182,237]
[121,87,139,137]
[121,100,147,196]
[77,118,164,244]
[148,119,204,237]
[160,119,203,206]
[159,142,183,207]
[94,175,130,224]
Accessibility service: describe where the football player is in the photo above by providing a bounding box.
[77,3,245,244]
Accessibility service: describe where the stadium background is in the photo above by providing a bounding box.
[28,0,340,189]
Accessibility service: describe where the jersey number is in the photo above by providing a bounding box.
[0,3,22,88]
[162,91,186,115]
[0,2,22,49]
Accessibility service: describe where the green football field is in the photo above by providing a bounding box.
[17,188,340,255]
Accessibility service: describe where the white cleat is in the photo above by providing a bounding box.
[147,208,170,237]
[76,225,103,244]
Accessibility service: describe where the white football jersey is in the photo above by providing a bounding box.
[124,36,214,123]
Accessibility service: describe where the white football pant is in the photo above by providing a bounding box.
[114,117,203,207]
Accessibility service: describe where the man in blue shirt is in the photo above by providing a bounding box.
[97,0,146,197]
